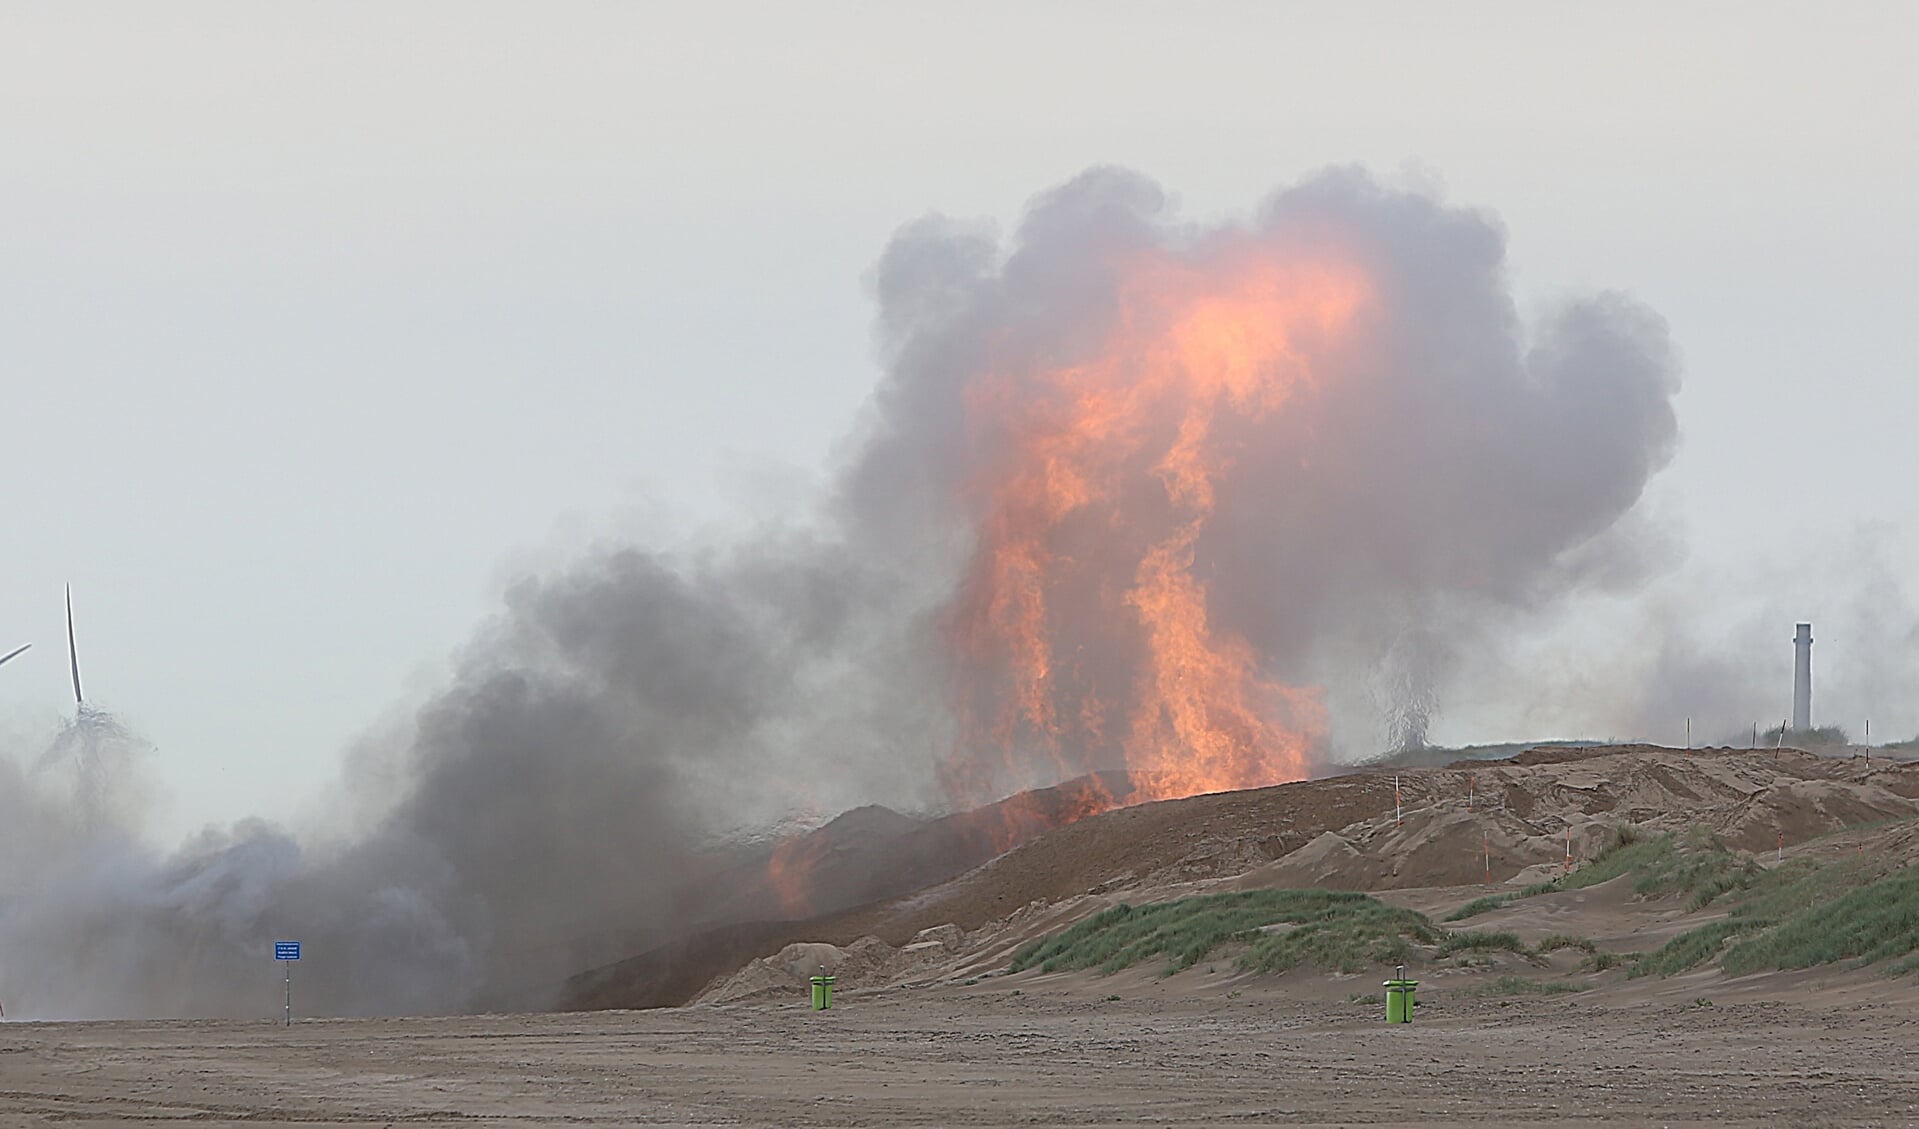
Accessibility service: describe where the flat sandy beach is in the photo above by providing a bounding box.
[6,976,1918,1127]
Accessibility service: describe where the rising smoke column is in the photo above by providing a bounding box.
[0,166,1681,1018]
[847,166,1679,793]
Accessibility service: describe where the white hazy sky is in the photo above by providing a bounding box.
[1,2,1914,842]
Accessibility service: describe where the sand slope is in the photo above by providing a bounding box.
[564,745,1919,1010]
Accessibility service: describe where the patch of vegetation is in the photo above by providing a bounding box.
[1446,825,1769,930]
[1464,975,1591,997]
[1626,853,1911,978]
[1437,930,1530,957]
[1559,827,1680,891]
[1348,992,1383,1005]
[1007,889,1439,977]
[1445,893,1520,921]
[1447,825,1673,921]
[1584,950,1635,972]
[1017,835,1919,987]
[1723,865,1919,974]
[1628,920,1746,978]
[1238,901,1441,975]
[1627,827,1762,910]
[1537,934,1598,954]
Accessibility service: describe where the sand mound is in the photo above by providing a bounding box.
[692,772,1135,932]
[562,745,1919,1010]
[693,924,977,1006]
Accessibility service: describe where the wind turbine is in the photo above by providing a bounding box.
[66,584,84,707]
[0,642,28,670]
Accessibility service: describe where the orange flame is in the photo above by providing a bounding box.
[763,831,830,919]
[943,244,1370,808]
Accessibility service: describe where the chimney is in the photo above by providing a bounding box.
[1792,622,1813,732]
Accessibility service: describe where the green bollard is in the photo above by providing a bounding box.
[1383,979,1418,1023]
[821,975,834,1009]
[810,975,836,1010]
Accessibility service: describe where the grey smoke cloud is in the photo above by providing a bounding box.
[0,166,1685,1018]
[849,166,1679,766]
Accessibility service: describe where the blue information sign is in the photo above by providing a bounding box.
[274,941,301,961]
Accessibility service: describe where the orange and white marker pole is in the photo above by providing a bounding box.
[1564,827,1572,874]
[1468,772,1475,813]
[1394,775,1402,828]
[1777,831,1784,865]
[1483,830,1491,886]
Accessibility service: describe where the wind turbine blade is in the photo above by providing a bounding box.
[66,585,84,705]
[0,643,29,669]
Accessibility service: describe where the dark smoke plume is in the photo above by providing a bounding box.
[0,167,1682,1017]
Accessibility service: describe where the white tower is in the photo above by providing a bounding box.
[1791,623,1812,732]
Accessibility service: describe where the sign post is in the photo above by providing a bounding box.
[274,941,301,1026]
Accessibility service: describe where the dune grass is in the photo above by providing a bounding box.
[1584,950,1635,972]
[1626,854,1918,978]
[1471,823,1919,979]
[1007,890,1601,979]
[1014,827,1919,985]
[1464,975,1592,997]
[1007,889,1441,977]
[1629,920,1746,978]
[1723,864,1919,974]
[1537,934,1599,954]
[1557,827,1674,890]
[1436,929,1530,957]
[1446,826,1670,922]
[1444,893,1520,922]
[1625,828,1763,910]
[1448,825,1763,925]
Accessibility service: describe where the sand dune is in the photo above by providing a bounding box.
[564,744,1919,1011]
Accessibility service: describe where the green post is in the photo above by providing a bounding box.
[810,975,835,1010]
[822,975,834,1009]
[1383,979,1418,1023]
